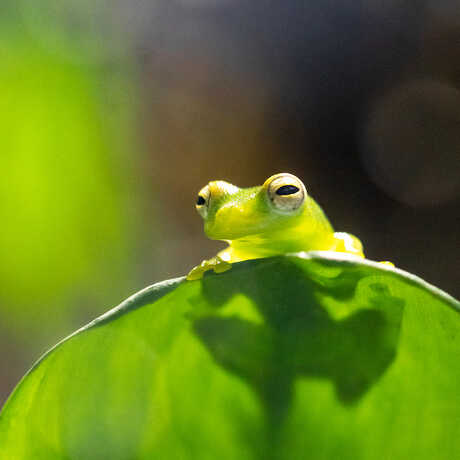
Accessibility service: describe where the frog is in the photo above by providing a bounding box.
[187,173,387,281]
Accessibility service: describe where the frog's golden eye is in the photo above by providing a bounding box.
[195,185,210,218]
[276,185,300,195]
[266,173,306,212]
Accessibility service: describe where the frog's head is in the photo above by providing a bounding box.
[195,173,308,241]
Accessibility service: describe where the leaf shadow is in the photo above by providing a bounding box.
[190,258,404,426]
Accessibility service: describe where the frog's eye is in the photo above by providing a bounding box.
[195,185,210,218]
[266,173,306,212]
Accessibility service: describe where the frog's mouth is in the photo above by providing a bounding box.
[205,208,300,243]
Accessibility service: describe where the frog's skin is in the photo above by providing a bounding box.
[187,173,380,281]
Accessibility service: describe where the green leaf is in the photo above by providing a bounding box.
[1,253,459,459]
[0,34,141,338]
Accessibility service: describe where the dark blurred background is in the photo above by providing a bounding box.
[1,0,459,405]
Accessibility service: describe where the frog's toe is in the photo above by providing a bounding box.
[379,261,394,267]
[186,265,205,281]
[186,257,232,280]
[214,259,232,274]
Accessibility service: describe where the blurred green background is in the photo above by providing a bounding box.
[1,0,459,405]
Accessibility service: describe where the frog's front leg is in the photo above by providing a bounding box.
[333,232,365,257]
[186,249,233,281]
[333,232,393,266]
